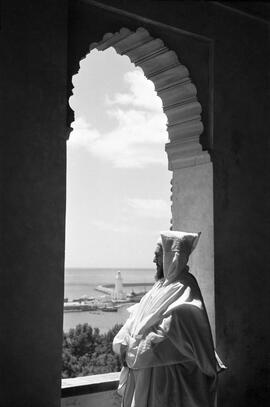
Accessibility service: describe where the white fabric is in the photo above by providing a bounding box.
[113,230,201,358]
[113,279,202,369]
[113,230,225,407]
[161,230,200,284]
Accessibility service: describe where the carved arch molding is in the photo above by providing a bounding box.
[87,27,210,170]
[70,26,215,332]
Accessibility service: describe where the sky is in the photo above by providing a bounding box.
[65,48,171,269]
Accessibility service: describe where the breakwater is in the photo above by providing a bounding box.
[95,282,153,295]
[95,285,113,295]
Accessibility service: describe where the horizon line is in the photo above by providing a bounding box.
[65,266,155,270]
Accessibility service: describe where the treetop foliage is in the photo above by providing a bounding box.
[62,323,123,378]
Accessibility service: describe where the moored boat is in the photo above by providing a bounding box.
[99,305,118,312]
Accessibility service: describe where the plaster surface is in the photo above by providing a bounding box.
[0,1,68,406]
[172,162,215,339]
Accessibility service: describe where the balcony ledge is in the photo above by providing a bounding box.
[61,372,120,398]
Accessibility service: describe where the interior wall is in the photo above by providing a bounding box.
[0,1,68,406]
[62,390,120,407]
[172,162,215,339]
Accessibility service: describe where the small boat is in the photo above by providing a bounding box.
[99,306,118,312]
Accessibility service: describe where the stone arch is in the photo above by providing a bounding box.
[70,26,215,335]
[88,27,210,171]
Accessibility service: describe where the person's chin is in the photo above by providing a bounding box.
[155,268,164,280]
[154,270,159,281]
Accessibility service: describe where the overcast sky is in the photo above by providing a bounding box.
[65,48,171,268]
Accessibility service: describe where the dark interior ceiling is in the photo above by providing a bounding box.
[217,1,270,22]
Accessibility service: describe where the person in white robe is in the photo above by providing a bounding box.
[113,230,226,407]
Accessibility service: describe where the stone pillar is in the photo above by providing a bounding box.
[0,1,68,406]
[166,141,215,338]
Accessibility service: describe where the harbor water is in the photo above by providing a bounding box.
[63,268,155,333]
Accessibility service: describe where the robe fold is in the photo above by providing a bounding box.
[113,231,225,407]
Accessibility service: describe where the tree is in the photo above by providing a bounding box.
[62,323,123,378]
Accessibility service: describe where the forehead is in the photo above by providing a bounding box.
[154,243,163,255]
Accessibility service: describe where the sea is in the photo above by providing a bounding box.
[63,268,155,333]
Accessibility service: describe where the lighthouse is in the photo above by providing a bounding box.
[113,271,126,300]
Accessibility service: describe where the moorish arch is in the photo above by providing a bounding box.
[70,26,215,336]
[89,27,210,170]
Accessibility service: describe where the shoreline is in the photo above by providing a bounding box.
[102,282,153,288]
[95,282,153,295]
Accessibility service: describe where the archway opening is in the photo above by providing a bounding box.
[62,46,171,378]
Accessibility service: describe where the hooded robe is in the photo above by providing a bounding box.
[113,231,225,407]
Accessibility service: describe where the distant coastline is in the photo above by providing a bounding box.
[95,282,153,296]
[63,267,155,332]
[103,282,153,288]
[65,267,154,270]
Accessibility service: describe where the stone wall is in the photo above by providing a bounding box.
[172,163,215,338]
[0,1,68,406]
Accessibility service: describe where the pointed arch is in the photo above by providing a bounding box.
[69,26,215,335]
[86,27,210,170]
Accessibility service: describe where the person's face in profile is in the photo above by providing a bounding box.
[153,244,164,281]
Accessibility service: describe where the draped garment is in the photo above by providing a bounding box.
[113,273,225,407]
[113,231,225,407]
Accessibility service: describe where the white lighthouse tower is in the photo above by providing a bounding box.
[113,270,126,300]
